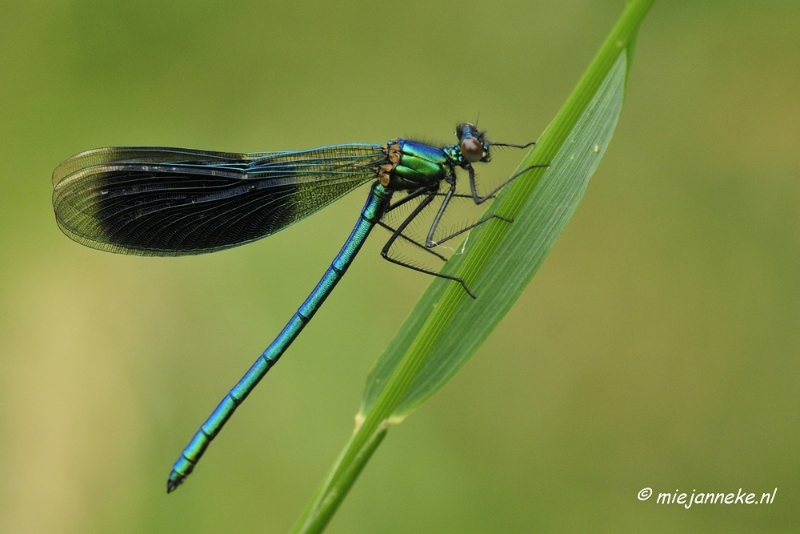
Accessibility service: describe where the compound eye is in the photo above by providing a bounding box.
[461,137,484,163]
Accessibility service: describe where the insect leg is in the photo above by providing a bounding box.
[380,188,476,298]
[377,220,447,262]
[467,163,550,204]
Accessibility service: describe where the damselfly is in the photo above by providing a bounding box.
[51,123,542,492]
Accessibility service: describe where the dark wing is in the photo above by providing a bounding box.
[52,144,384,255]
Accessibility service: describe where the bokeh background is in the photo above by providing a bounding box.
[1,1,798,532]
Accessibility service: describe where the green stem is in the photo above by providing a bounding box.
[290,1,655,532]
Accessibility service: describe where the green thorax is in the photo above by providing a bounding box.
[380,138,463,192]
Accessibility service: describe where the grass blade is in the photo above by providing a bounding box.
[361,6,646,420]
[291,2,654,532]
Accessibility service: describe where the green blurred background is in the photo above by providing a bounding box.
[1,1,798,532]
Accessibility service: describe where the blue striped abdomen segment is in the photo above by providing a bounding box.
[167,183,390,491]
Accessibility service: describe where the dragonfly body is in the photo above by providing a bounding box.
[51,123,539,492]
[169,182,391,491]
